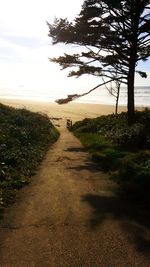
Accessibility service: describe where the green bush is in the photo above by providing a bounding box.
[114,152,150,198]
[72,110,150,149]
[72,110,150,200]
[0,103,59,206]
[108,123,146,148]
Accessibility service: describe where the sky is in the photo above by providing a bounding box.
[0,0,150,101]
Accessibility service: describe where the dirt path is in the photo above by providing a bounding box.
[0,120,150,267]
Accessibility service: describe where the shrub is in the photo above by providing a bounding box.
[72,110,150,149]
[107,123,146,148]
[0,103,59,206]
[115,152,150,198]
[72,110,150,200]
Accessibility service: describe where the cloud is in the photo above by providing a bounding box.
[0,0,84,66]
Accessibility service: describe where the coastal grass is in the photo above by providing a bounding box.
[0,103,59,207]
[72,110,150,200]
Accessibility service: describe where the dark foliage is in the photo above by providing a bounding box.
[72,110,150,199]
[0,103,59,206]
[114,152,150,198]
[72,109,150,149]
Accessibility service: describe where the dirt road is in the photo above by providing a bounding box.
[0,120,150,266]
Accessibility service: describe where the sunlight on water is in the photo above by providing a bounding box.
[0,86,150,107]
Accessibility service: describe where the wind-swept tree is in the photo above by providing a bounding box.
[47,0,150,123]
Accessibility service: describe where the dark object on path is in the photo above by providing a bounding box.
[67,119,72,129]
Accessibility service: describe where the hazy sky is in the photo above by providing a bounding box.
[0,0,150,99]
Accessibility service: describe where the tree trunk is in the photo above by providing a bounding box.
[115,84,120,115]
[127,6,140,124]
[127,62,135,124]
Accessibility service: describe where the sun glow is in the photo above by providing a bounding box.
[0,0,149,102]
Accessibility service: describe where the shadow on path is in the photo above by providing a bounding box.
[0,208,4,221]
[67,162,102,173]
[65,146,102,173]
[64,147,87,153]
[81,193,150,256]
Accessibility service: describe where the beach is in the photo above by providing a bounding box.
[0,98,130,122]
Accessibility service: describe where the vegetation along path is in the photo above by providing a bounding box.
[0,120,150,266]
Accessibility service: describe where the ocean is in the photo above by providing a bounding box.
[0,86,150,107]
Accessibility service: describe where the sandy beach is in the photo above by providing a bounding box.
[0,98,130,122]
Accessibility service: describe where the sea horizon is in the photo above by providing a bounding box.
[0,86,150,107]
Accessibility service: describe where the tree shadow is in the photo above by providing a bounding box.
[0,207,4,222]
[67,162,102,173]
[81,193,150,256]
[64,147,87,153]
[65,146,102,172]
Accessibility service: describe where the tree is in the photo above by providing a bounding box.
[47,0,150,123]
[109,80,121,115]
[102,74,121,115]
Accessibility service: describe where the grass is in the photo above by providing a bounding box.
[72,110,150,200]
[0,103,59,207]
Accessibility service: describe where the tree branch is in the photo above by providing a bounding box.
[55,79,113,104]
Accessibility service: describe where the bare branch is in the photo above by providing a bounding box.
[55,79,113,104]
